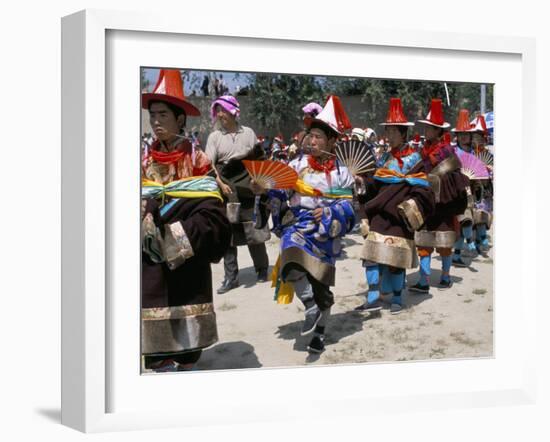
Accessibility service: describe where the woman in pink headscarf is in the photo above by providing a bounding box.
[205,95,271,294]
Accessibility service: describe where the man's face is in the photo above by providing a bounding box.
[385,126,405,148]
[308,128,333,157]
[215,105,235,130]
[149,102,180,142]
[424,125,441,143]
[472,132,485,146]
[457,132,472,148]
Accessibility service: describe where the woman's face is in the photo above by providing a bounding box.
[308,128,334,157]
[215,105,236,129]
[457,132,472,148]
[472,132,485,146]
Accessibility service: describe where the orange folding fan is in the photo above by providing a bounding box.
[242,160,298,189]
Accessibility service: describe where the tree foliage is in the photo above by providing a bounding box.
[246,73,493,135]
[247,74,324,133]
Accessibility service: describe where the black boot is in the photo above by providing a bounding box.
[307,326,326,354]
[256,267,269,282]
[217,278,239,294]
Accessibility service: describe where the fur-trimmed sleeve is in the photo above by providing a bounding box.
[162,197,232,266]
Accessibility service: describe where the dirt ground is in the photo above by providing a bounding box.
[195,231,494,370]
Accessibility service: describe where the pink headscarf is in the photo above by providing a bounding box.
[210,95,240,121]
[302,102,323,117]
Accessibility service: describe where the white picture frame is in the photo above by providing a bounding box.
[61,9,537,433]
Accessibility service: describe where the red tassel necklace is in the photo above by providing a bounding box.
[308,154,336,188]
[391,144,416,167]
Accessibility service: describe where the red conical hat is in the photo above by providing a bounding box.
[417,98,450,129]
[305,95,352,134]
[142,69,200,116]
[452,109,474,132]
[470,114,488,134]
[380,98,414,126]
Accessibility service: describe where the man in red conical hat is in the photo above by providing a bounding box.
[469,114,493,254]
[451,109,478,267]
[356,98,435,315]
[140,69,232,372]
[142,69,211,182]
[410,99,469,293]
[470,114,488,154]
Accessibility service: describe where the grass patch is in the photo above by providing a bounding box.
[429,347,445,358]
[464,299,473,303]
[434,320,443,325]
[473,288,487,295]
[450,331,480,347]
[217,303,237,311]
[389,328,410,344]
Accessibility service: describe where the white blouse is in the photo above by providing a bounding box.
[288,155,354,209]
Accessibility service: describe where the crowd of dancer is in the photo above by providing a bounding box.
[140,69,493,372]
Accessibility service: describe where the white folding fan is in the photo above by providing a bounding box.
[335,139,376,175]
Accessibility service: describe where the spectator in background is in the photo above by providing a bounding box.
[201,75,210,96]
[219,74,228,95]
[350,127,366,142]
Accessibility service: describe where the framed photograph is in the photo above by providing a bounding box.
[62,9,537,433]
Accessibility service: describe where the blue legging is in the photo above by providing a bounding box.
[365,264,380,303]
[454,225,474,256]
[366,264,405,303]
[389,267,405,305]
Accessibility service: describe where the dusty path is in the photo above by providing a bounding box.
[195,232,493,370]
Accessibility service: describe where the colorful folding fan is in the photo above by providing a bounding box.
[335,139,376,175]
[457,150,490,180]
[475,149,494,169]
[242,160,298,189]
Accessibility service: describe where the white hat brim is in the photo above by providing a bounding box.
[417,120,451,129]
[451,128,476,133]
[380,122,414,127]
[307,117,342,135]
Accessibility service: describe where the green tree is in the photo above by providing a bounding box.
[140,68,150,91]
[322,76,493,128]
[248,73,325,135]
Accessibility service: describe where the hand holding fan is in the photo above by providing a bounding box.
[242,160,298,189]
[457,150,490,180]
[335,139,376,176]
